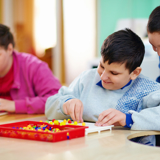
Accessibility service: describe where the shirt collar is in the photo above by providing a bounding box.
[96,79,132,89]
[96,80,103,88]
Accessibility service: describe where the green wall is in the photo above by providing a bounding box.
[97,0,160,56]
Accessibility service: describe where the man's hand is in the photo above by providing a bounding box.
[0,98,15,112]
[95,108,126,127]
[63,99,83,122]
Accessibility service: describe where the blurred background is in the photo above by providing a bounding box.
[0,0,159,86]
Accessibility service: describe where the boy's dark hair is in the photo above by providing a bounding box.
[147,6,160,33]
[101,28,145,73]
[0,24,15,49]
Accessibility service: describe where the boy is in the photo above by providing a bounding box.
[147,6,160,57]
[45,28,160,130]
[147,6,160,82]
[0,23,61,114]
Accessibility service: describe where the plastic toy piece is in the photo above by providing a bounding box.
[54,120,60,125]
[74,121,78,125]
[60,122,66,126]
[49,121,54,125]
[82,122,86,126]
[63,119,67,123]
[67,132,70,139]
[68,120,72,123]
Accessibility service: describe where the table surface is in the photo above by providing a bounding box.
[0,114,160,160]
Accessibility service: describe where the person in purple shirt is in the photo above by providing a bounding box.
[0,23,61,114]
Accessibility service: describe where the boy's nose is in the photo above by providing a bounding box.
[101,71,109,80]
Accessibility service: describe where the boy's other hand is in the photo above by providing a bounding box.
[95,108,126,127]
[63,99,83,122]
[0,98,15,112]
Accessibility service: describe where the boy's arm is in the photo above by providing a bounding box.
[129,90,160,130]
[95,108,126,126]
[63,98,83,122]
[95,90,160,128]
[45,74,83,120]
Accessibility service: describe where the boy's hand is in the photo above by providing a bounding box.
[63,99,83,122]
[0,98,15,112]
[95,108,126,127]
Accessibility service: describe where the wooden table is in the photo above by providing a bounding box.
[0,114,160,160]
[0,113,44,123]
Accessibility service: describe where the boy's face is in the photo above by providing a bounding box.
[148,32,160,56]
[97,57,132,90]
[0,45,13,77]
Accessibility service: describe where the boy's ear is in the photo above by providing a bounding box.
[7,43,13,55]
[130,67,142,80]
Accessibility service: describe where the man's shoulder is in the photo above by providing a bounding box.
[14,51,39,61]
[13,51,51,77]
[13,51,47,66]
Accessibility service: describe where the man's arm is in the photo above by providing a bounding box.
[15,62,61,114]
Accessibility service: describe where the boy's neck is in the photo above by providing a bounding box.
[121,79,132,89]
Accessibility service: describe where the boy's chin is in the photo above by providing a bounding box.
[102,84,120,90]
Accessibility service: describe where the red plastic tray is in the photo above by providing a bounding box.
[0,121,87,142]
